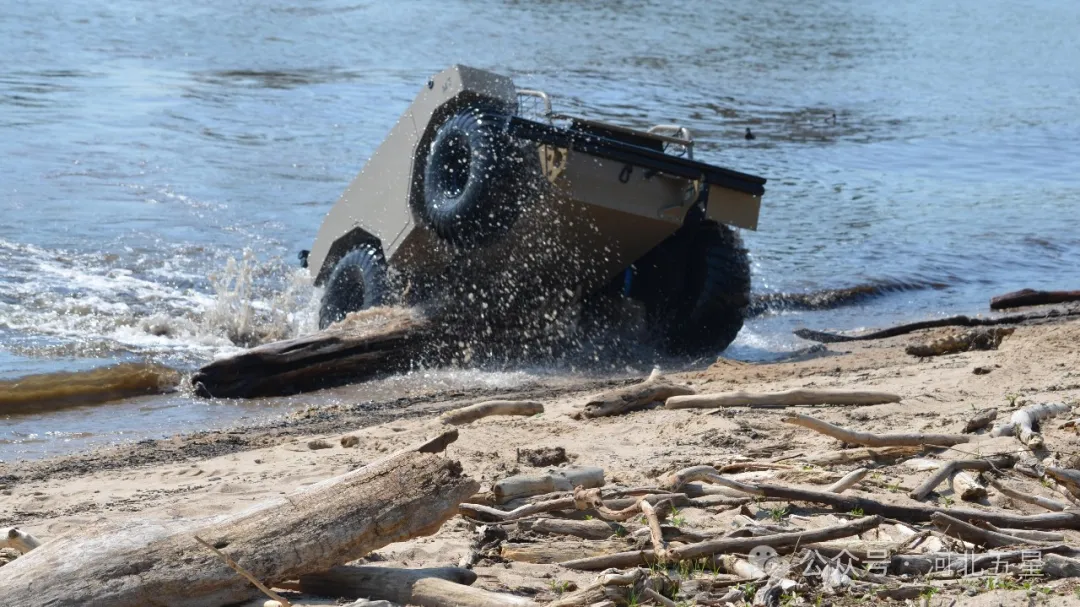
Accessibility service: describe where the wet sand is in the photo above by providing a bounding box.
[2,317,1079,605]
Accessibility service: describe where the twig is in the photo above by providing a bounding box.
[929,513,1051,548]
[194,535,293,607]
[988,478,1067,511]
[459,497,576,522]
[642,587,677,607]
[909,457,1014,501]
[560,516,883,569]
[826,468,867,494]
[639,499,670,562]
[661,465,763,495]
[665,388,900,410]
[793,307,1080,343]
[783,413,971,447]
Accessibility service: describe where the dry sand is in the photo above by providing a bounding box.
[2,318,1080,606]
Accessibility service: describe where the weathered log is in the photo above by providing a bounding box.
[518,518,623,540]
[905,327,1013,357]
[439,400,544,426]
[1,528,41,554]
[661,465,763,495]
[991,289,1080,310]
[991,402,1072,448]
[826,468,867,494]
[0,363,182,414]
[1043,554,1080,579]
[950,471,988,502]
[720,555,767,579]
[666,389,899,410]
[930,512,1049,548]
[963,409,998,433]
[296,565,522,607]
[891,547,1080,576]
[501,539,629,564]
[545,569,658,607]
[459,497,576,522]
[639,499,670,561]
[794,306,1080,343]
[976,522,1064,542]
[493,467,604,504]
[734,482,1080,529]
[988,478,1068,511]
[1045,467,1080,499]
[783,413,971,447]
[560,516,882,569]
[0,431,477,607]
[192,307,433,398]
[579,370,695,418]
[908,457,1013,501]
[572,488,676,522]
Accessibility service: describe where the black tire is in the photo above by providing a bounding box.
[420,108,531,247]
[631,220,751,355]
[318,246,388,329]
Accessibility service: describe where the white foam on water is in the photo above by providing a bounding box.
[0,239,320,365]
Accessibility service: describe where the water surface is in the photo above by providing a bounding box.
[2,0,1079,458]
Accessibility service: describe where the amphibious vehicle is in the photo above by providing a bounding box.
[307,65,766,354]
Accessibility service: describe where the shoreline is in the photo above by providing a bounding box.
[2,316,1079,605]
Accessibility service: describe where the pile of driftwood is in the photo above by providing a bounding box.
[3,374,1080,605]
[442,378,1080,606]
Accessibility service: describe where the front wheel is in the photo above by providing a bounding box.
[630,220,751,355]
[318,245,389,329]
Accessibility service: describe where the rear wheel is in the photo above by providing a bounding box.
[318,245,389,329]
[630,220,751,355]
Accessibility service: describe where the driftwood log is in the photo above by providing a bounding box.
[783,413,972,447]
[990,402,1072,448]
[800,445,924,466]
[658,464,1080,529]
[439,400,543,426]
[0,431,477,607]
[794,306,1080,343]
[930,512,1050,548]
[297,565,534,607]
[0,363,182,414]
[560,515,882,569]
[192,307,433,398]
[665,389,900,410]
[501,539,630,564]
[493,467,604,504]
[579,370,695,418]
[963,409,998,433]
[988,478,1068,512]
[950,471,988,501]
[517,518,623,540]
[1043,554,1080,579]
[1,528,41,554]
[905,327,1013,357]
[908,457,1013,501]
[991,289,1080,310]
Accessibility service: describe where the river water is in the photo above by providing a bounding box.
[2,0,1079,459]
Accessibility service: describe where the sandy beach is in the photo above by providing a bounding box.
[2,315,1079,606]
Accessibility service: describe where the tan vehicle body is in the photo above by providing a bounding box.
[309,65,765,336]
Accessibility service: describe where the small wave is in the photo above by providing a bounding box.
[747,278,950,317]
[0,241,320,365]
[0,363,182,415]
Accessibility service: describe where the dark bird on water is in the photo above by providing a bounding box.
[744,127,756,140]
